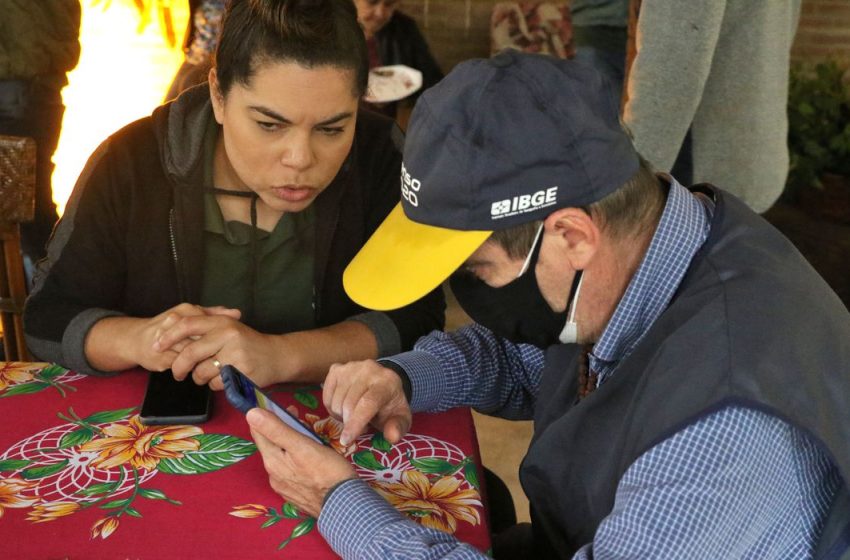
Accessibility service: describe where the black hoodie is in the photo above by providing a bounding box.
[24,86,445,375]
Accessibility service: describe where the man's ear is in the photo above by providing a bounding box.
[208,68,225,124]
[544,207,600,270]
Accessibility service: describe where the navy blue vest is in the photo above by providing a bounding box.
[519,188,850,558]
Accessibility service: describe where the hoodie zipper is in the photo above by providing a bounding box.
[168,208,179,265]
[168,207,187,301]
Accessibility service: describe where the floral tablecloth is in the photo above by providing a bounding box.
[0,362,491,559]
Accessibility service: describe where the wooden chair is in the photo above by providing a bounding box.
[0,135,36,361]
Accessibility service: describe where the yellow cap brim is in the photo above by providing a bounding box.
[344,203,492,311]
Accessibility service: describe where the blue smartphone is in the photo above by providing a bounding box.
[220,365,327,446]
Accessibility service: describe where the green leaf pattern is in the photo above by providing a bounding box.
[84,408,137,424]
[371,432,392,452]
[293,390,319,409]
[1,401,255,540]
[138,488,168,500]
[290,517,315,538]
[20,460,70,480]
[232,501,317,551]
[282,502,300,519]
[38,365,69,381]
[408,456,462,476]
[0,363,77,398]
[0,458,31,471]
[1,382,50,397]
[2,378,481,550]
[464,462,480,491]
[59,427,95,449]
[157,434,256,475]
[352,450,387,471]
[231,416,482,552]
[78,482,117,496]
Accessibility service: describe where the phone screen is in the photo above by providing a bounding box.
[220,365,326,446]
[139,371,212,425]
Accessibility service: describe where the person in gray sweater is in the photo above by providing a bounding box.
[623,0,801,213]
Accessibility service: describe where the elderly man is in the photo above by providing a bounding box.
[245,50,850,559]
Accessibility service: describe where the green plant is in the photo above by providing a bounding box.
[787,60,850,193]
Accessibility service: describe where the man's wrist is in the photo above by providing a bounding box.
[377,359,412,402]
[322,476,359,508]
[319,479,409,558]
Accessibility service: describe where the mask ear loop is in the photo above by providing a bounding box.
[558,270,584,344]
[517,223,545,278]
[566,272,583,323]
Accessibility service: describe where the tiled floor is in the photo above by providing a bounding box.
[444,288,533,523]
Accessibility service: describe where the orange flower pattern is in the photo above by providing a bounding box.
[372,470,481,534]
[1,401,256,544]
[79,415,203,471]
[26,501,80,523]
[229,504,269,519]
[91,516,119,539]
[0,362,40,391]
[3,379,483,549]
[304,414,357,457]
[0,477,39,518]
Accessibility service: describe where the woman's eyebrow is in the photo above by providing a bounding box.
[249,106,353,126]
[249,105,290,123]
[316,112,355,126]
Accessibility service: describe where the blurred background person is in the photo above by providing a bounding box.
[165,0,225,101]
[0,0,81,280]
[622,0,802,213]
[354,0,443,119]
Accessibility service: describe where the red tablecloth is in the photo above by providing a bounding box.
[0,362,491,559]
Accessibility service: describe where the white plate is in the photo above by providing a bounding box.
[364,65,423,103]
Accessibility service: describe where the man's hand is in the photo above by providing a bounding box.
[322,360,412,446]
[153,313,284,390]
[248,408,357,518]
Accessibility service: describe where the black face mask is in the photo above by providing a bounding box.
[449,235,583,349]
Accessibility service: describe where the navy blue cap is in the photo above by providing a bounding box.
[401,49,640,230]
[343,50,641,311]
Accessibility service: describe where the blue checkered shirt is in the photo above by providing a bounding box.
[319,181,840,558]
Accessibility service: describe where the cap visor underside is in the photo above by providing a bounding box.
[343,203,492,311]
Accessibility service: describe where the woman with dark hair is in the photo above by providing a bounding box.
[24,0,445,389]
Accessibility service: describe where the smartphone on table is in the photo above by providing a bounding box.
[139,370,212,425]
[220,364,327,446]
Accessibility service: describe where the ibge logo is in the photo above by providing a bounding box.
[400,163,421,207]
[491,186,559,220]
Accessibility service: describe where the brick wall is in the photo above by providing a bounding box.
[792,0,850,65]
[400,0,505,72]
[400,0,850,74]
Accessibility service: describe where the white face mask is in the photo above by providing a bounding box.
[557,272,584,344]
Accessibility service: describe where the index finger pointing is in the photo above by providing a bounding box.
[340,395,383,446]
